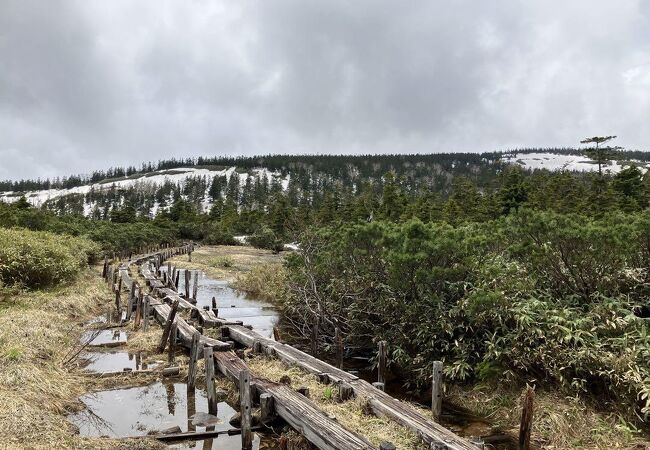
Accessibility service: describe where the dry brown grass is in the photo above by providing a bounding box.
[447,384,650,450]
[167,245,284,282]
[0,269,164,450]
[246,354,427,450]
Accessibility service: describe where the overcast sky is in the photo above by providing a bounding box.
[1,1,649,181]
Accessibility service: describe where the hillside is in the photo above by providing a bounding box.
[2,150,648,218]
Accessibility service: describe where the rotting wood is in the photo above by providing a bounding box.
[204,346,218,414]
[192,270,199,300]
[168,322,177,364]
[157,299,180,353]
[378,341,387,385]
[239,368,253,450]
[151,427,263,442]
[188,331,201,388]
[126,280,136,321]
[142,296,149,332]
[519,386,534,450]
[184,269,191,299]
[431,361,443,421]
[150,302,231,351]
[162,366,180,377]
[225,325,480,450]
[212,350,376,450]
[260,393,275,423]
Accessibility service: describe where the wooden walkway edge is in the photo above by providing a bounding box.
[225,325,480,450]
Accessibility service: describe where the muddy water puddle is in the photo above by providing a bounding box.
[68,381,261,448]
[85,310,126,327]
[82,329,127,345]
[80,351,160,373]
[168,269,279,338]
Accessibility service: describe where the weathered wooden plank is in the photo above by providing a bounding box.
[196,308,218,327]
[150,303,232,351]
[240,369,252,450]
[212,351,375,450]
[225,325,480,450]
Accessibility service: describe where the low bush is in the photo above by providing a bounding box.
[248,226,283,253]
[0,228,99,289]
[233,263,287,302]
[282,211,650,422]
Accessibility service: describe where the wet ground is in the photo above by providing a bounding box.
[68,381,261,449]
[82,329,128,345]
[173,269,279,338]
[70,270,277,448]
[80,351,160,373]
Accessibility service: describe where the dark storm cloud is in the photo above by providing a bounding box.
[1,0,649,180]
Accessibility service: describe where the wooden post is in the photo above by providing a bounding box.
[115,288,121,311]
[126,281,136,320]
[204,347,218,414]
[239,369,252,450]
[378,341,387,384]
[519,386,535,450]
[259,393,274,423]
[311,317,319,356]
[192,270,199,300]
[188,249,192,262]
[188,331,201,388]
[187,385,196,433]
[335,327,343,369]
[184,270,190,299]
[143,296,149,331]
[431,361,443,421]
[175,270,180,290]
[134,291,142,329]
[273,327,281,342]
[210,296,218,317]
[157,299,179,352]
[112,270,118,292]
[102,255,108,279]
[339,382,354,401]
[168,323,177,364]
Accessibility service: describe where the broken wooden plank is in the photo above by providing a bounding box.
[150,302,232,351]
[212,351,376,450]
[225,325,480,450]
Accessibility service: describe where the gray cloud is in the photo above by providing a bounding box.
[1,0,649,180]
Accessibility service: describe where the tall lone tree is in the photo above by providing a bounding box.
[580,135,621,176]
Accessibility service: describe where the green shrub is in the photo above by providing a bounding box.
[204,225,237,246]
[248,226,283,253]
[282,213,650,422]
[0,228,99,289]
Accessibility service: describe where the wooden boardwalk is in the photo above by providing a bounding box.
[102,245,482,450]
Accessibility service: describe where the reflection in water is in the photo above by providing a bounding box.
[162,268,279,338]
[81,351,158,373]
[165,382,176,415]
[81,329,127,345]
[67,382,238,440]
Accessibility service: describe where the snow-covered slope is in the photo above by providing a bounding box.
[0,166,289,213]
[503,152,649,173]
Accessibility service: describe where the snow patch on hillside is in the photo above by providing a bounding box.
[503,152,649,173]
[0,166,289,212]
